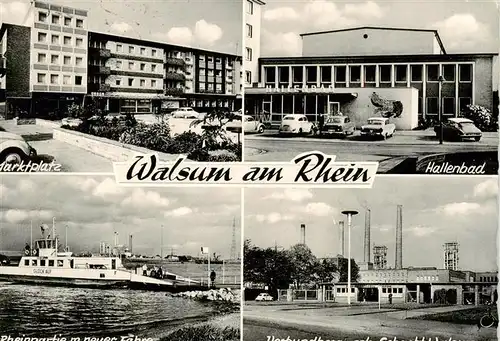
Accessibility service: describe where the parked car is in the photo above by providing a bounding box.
[171,107,200,119]
[255,293,274,301]
[434,118,482,142]
[279,114,316,135]
[322,115,355,137]
[360,117,396,139]
[61,117,83,127]
[243,116,265,134]
[0,131,37,164]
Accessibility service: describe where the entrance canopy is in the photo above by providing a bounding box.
[245,86,358,100]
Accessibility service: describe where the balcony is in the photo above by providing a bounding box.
[165,57,186,67]
[89,65,111,75]
[89,47,111,58]
[164,87,185,96]
[165,72,186,81]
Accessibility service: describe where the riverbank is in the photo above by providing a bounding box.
[160,313,240,341]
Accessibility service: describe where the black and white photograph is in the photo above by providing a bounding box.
[0,0,243,172]
[0,175,241,339]
[243,0,499,174]
[243,177,498,341]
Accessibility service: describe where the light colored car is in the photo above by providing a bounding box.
[279,114,315,135]
[360,117,396,139]
[434,117,482,142]
[0,131,37,164]
[171,107,200,119]
[255,293,274,301]
[322,115,355,137]
[61,117,83,127]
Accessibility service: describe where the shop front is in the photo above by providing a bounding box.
[89,92,184,115]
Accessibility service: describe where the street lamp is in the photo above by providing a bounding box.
[341,210,358,305]
[438,75,446,145]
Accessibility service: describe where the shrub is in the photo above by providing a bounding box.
[119,123,172,151]
[167,131,203,154]
[461,104,498,132]
[208,152,240,162]
[162,325,239,341]
[188,148,210,162]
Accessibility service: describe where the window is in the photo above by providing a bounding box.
[245,71,252,84]
[151,64,157,72]
[76,38,83,47]
[152,49,157,57]
[246,24,253,38]
[48,260,54,267]
[63,36,71,45]
[64,17,71,26]
[427,64,439,82]
[51,34,59,44]
[38,32,47,43]
[37,73,46,83]
[116,44,122,53]
[57,260,64,267]
[151,80,156,87]
[128,78,133,86]
[51,15,60,24]
[129,62,134,70]
[382,288,387,293]
[247,0,254,14]
[38,12,47,22]
[245,48,252,61]
[76,19,84,28]
[364,65,376,83]
[443,97,455,114]
[395,65,407,82]
[116,79,121,86]
[75,57,83,66]
[50,55,59,64]
[32,259,37,266]
[116,60,122,69]
[349,65,361,83]
[411,65,423,82]
[63,56,71,65]
[129,46,134,54]
[37,53,46,63]
[379,65,391,83]
[459,97,472,111]
[40,259,46,266]
[335,66,346,82]
[199,82,206,90]
[459,64,472,82]
[24,259,29,266]
[75,76,82,85]
[140,47,146,55]
[140,79,146,87]
[442,64,455,82]
[50,74,59,84]
[140,63,146,71]
[63,75,70,85]
[427,97,438,114]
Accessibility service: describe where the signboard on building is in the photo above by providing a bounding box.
[265,85,337,94]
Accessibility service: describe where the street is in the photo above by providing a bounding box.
[0,120,112,172]
[244,130,498,173]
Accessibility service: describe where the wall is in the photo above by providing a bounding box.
[5,25,31,98]
[341,87,418,130]
[474,56,494,110]
[302,29,438,57]
[245,0,263,85]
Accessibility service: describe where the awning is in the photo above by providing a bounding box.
[89,93,185,100]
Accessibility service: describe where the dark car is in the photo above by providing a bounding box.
[434,118,482,142]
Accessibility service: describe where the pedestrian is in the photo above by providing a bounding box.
[210,270,216,288]
[142,264,147,276]
[388,293,393,304]
[318,113,325,135]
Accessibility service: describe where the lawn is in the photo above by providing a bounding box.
[412,306,497,325]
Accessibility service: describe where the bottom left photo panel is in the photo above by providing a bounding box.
[0,175,242,340]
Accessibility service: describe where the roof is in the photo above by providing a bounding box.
[448,117,473,123]
[299,26,447,55]
[249,0,266,4]
[368,117,388,120]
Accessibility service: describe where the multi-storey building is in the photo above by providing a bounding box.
[244,0,265,87]
[0,1,241,117]
[245,27,498,130]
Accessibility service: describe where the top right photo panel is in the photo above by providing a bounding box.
[243,0,499,175]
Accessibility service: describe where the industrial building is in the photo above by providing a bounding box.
[0,0,242,118]
[245,26,499,130]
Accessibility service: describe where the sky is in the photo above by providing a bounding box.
[245,177,498,272]
[0,0,242,54]
[259,0,500,56]
[0,176,241,258]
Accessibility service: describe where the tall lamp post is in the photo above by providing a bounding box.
[438,75,446,145]
[341,210,358,305]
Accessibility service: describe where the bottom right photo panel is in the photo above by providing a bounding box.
[243,176,498,341]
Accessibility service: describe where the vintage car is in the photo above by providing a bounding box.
[279,114,316,135]
[434,118,482,142]
[0,131,37,164]
[322,115,355,137]
[226,114,265,134]
[171,107,200,119]
[360,117,396,139]
[255,293,274,301]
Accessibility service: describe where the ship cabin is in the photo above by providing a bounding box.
[19,238,125,270]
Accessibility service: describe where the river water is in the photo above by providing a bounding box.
[0,284,216,337]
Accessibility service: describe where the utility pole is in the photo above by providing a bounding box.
[160,225,164,259]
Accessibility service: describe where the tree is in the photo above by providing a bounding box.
[312,258,339,284]
[336,257,360,282]
[189,109,240,149]
[287,244,317,288]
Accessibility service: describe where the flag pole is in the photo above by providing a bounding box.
[30,220,33,251]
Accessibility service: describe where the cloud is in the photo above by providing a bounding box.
[433,14,492,50]
[0,184,8,199]
[437,202,482,216]
[109,22,132,34]
[0,1,29,25]
[160,27,194,46]
[164,207,193,217]
[473,178,498,199]
[121,189,170,209]
[1,209,54,224]
[343,1,384,20]
[194,20,223,46]
[406,225,435,237]
[262,31,302,57]
[265,189,313,202]
[255,213,295,224]
[302,202,335,216]
[92,178,125,199]
[263,7,299,21]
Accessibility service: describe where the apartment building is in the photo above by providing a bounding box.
[244,0,265,87]
[0,0,241,117]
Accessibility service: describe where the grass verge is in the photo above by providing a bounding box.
[411,306,497,325]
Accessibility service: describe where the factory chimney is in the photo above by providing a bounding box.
[364,209,371,263]
[129,234,133,253]
[339,221,345,256]
[300,224,306,245]
[395,205,403,269]
[114,232,118,247]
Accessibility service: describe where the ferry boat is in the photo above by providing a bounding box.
[0,229,203,292]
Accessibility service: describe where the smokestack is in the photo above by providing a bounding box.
[339,221,345,256]
[129,235,133,253]
[300,224,306,245]
[395,205,403,269]
[364,209,371,263]
[114,232,118,247]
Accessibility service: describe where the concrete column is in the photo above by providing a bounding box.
[416,285,420,303]
[430,286,435,303]
[287,289,293,302]
[474,285,479,306]
[457,286,463,305]
[317,288,323,302]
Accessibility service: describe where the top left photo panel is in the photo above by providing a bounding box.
[0,0,243,173]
